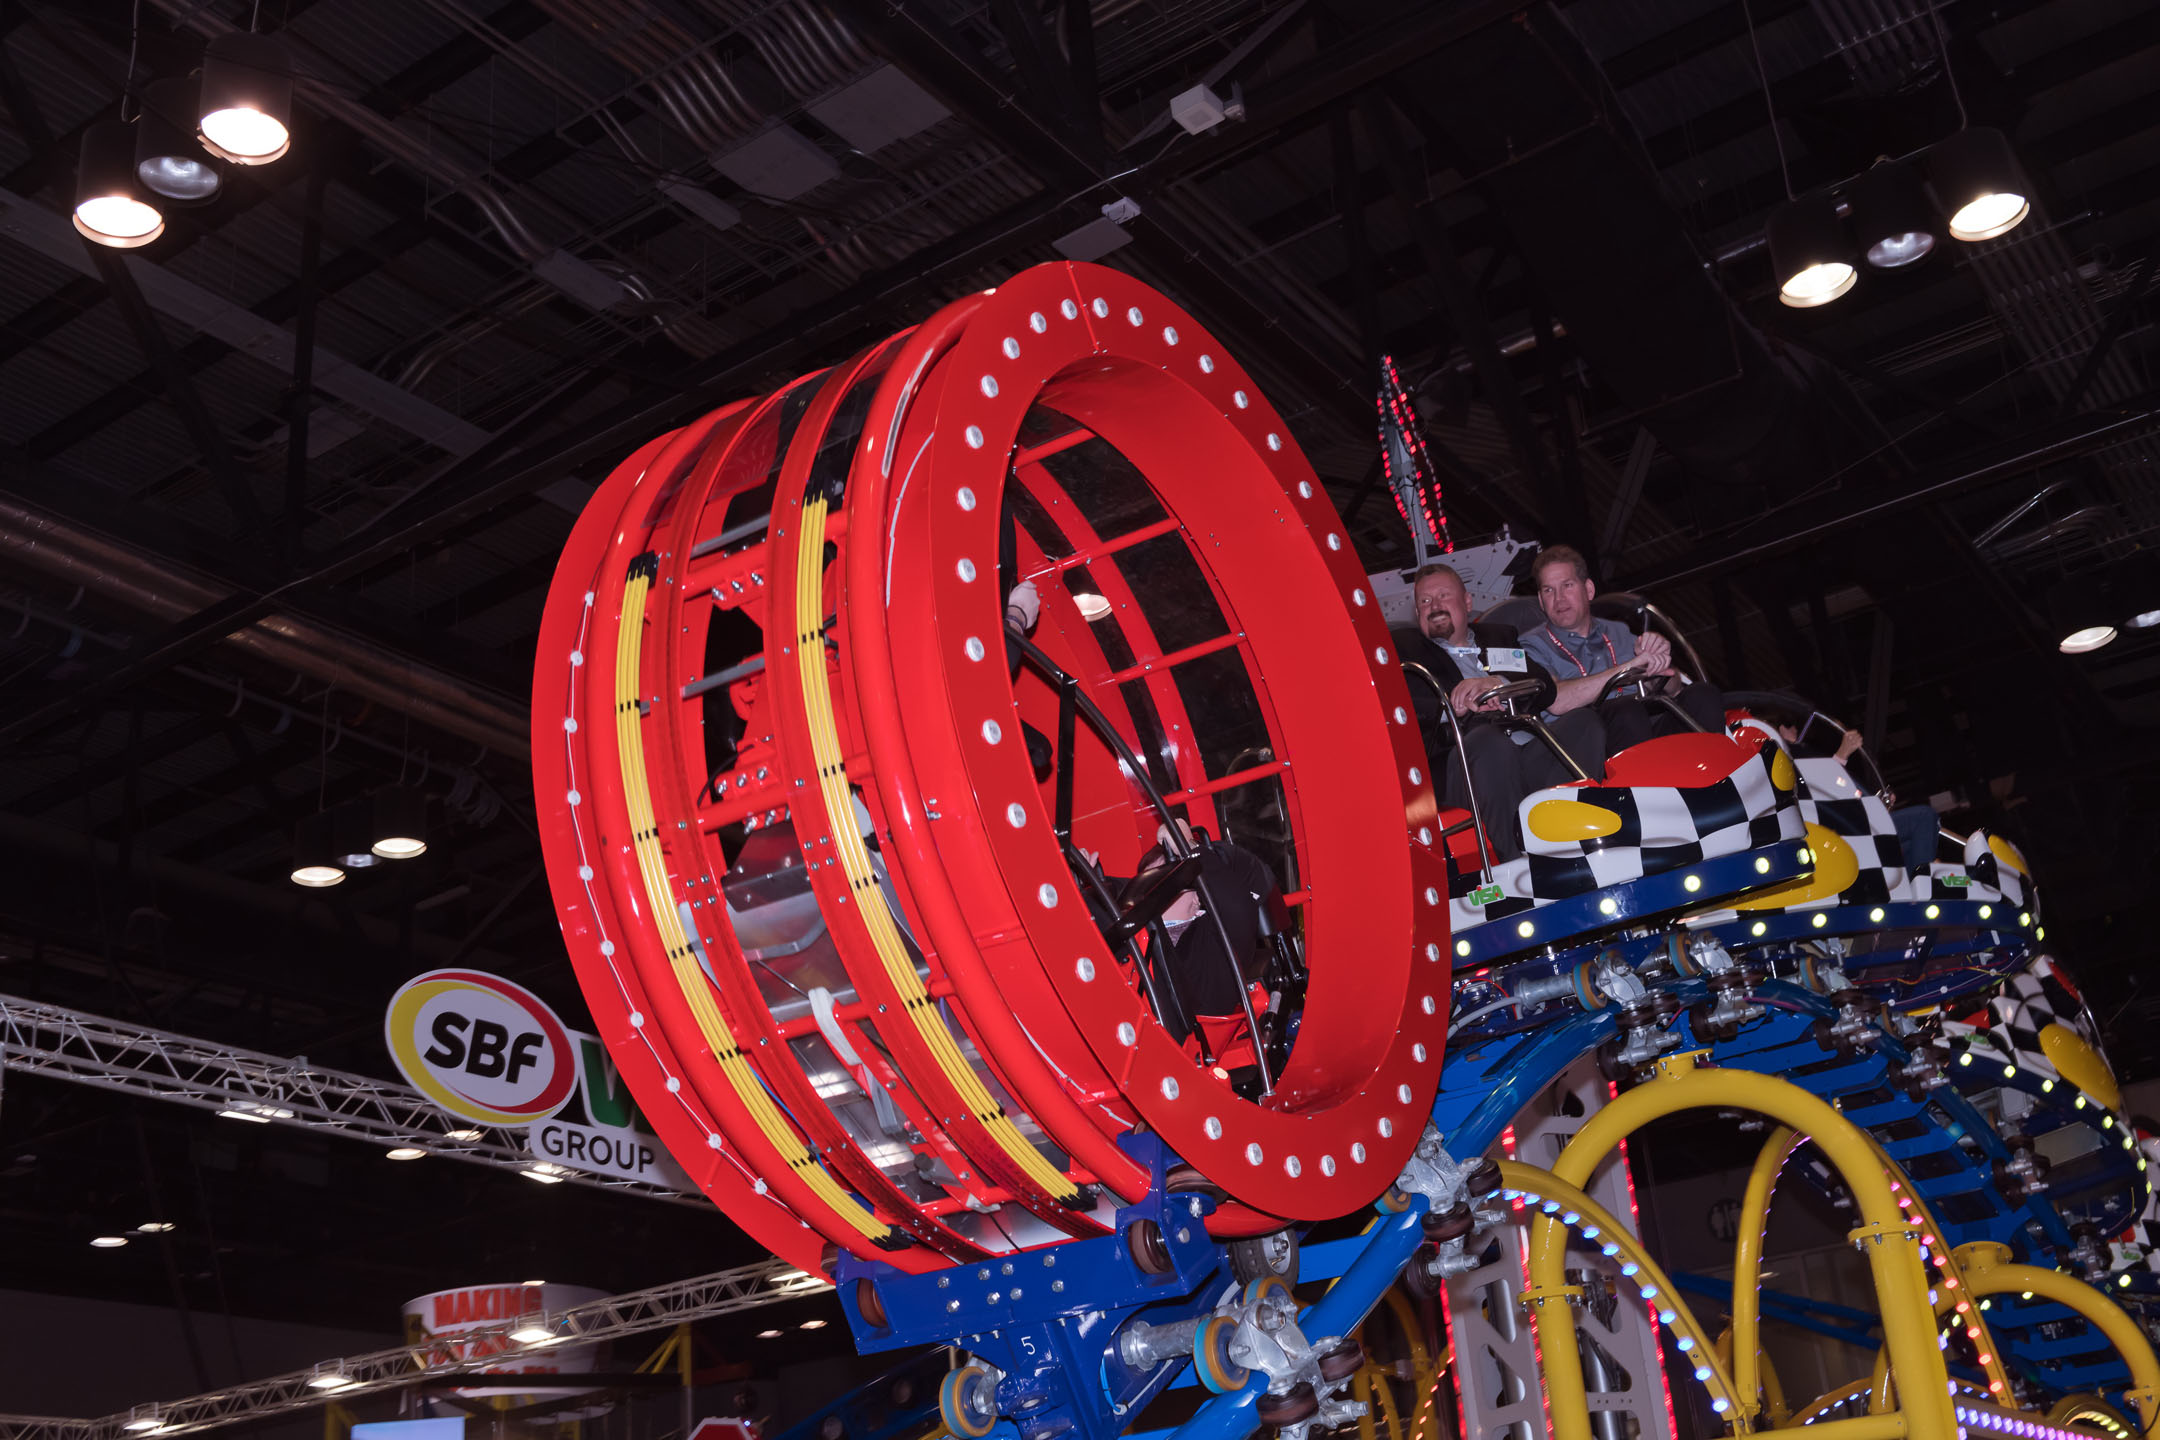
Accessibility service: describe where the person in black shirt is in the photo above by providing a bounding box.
[1393,565,1606,862]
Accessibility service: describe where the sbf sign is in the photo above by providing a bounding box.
[386,970,578,1126]
[385,969,690,1190]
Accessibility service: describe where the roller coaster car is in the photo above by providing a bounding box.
[1438,723,1810,967]
[1695,699,2042,953]
[1418,588,1813,967]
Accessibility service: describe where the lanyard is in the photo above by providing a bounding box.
[1541,624,1619,678]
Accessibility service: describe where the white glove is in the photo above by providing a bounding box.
[1006,578,1040,631]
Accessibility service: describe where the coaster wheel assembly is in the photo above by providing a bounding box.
[534,262,1449,1274]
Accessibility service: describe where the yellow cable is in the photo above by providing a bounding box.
[791,497,1080,1203]
[616,555,892,1244]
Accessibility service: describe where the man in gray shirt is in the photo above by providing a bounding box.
[1519,545,1725,752]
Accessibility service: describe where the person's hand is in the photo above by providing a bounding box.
[1005,578,1040,631]
[1635,632,1674,675]
[1450,675,1505,713]
[1834,727,1864,764]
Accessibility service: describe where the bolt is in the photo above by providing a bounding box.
[1001,1262,1014,1275]
[1176,1228,1190,1244]
[1051,1280,1063,1292]
[1010,1287,1023,1300]
[938,1277,950,1289]
[978,1268,991,1281]
[947,1300,960,1313]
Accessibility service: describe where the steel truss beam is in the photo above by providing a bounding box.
[0,992,707,1205]
[0,1258,829,1440]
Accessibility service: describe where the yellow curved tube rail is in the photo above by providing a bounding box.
[791,498,1082,1205]
[1953,1242,2160,1436]
[1732,1125,1801,1422]
[1526,1052,1954,1440]
[616,556,893,1245]
[1497,1161,1749,1426]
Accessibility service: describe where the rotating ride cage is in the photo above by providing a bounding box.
[534,263,1451,1440]
[533,262,2159,1440]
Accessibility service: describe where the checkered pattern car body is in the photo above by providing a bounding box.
[1731,732,2034,914]
[1448,735,1804,937]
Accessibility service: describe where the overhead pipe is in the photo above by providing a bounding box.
[0,496,530,759]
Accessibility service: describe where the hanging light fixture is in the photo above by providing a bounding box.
[135,77,222,204]
[197,32,292,165]
[74,120,165,248]
[291,812,345,887]
[2049,576,2117,655]
[332,802,382,870]
[371,787,428,859]
[1846,160,1936,269]
[1931,127,2030,242]
[1766,195,1857,308]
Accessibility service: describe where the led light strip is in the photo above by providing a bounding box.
[1955,1402,2123,1440]
[791,495,1082,1206]
[1497,1161,1753,1429]
[615,552,895,1245]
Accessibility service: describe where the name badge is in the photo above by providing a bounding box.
[1486,647,1528,673]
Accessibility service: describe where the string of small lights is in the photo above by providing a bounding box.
[1496,1162,1750,1424]
[1377,355,1451,558]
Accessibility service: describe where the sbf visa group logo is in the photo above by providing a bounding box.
[385,970,579,1125]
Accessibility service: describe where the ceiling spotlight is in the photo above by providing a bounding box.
[1931,127,2030,243]
[122,1409,167,1434]
[307,1363,357,1391]
[199,32,293,165]
[385,1146,427,1161]
[509,1320,556,1345]
[2059,625,2117,655]
[136,78,222,204]
[291,812,345,888]
[371,787,428,860]
[522,1163,566,1184]
[1846,160,1935,269]
[2128,609,2160,630]
[216,1107,275,1123]
[74,120,165,249]
[798,1319,827,1330]
[444,1127,484,1142]
[90,1235,131,1248]
[1766,195,1856,308]
[2049,576,2118,655]
[333,801,383,870]
[757,1329,783,1339]
[137,1221,176,1233]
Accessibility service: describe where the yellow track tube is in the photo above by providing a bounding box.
[616,559,893,1243]
[1733,1125,1801,1423]
[1875,1154,2015,1403]
[1499,1161,1749,1427]
[1715,1328,1789,1428]
[1953,1242,2160,1435]
[1526,1052,1953,1440]
[790,499,1080,1204]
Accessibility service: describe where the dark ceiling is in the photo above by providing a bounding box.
[0,0,2155,1371]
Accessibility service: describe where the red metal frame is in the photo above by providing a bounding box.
[533,262,1451,1265]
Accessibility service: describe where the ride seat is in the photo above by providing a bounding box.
[1184,983,1269,1071]
[1435,806,1498,872]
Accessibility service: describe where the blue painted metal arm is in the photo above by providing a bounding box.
[1161,1202,1430,1440]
